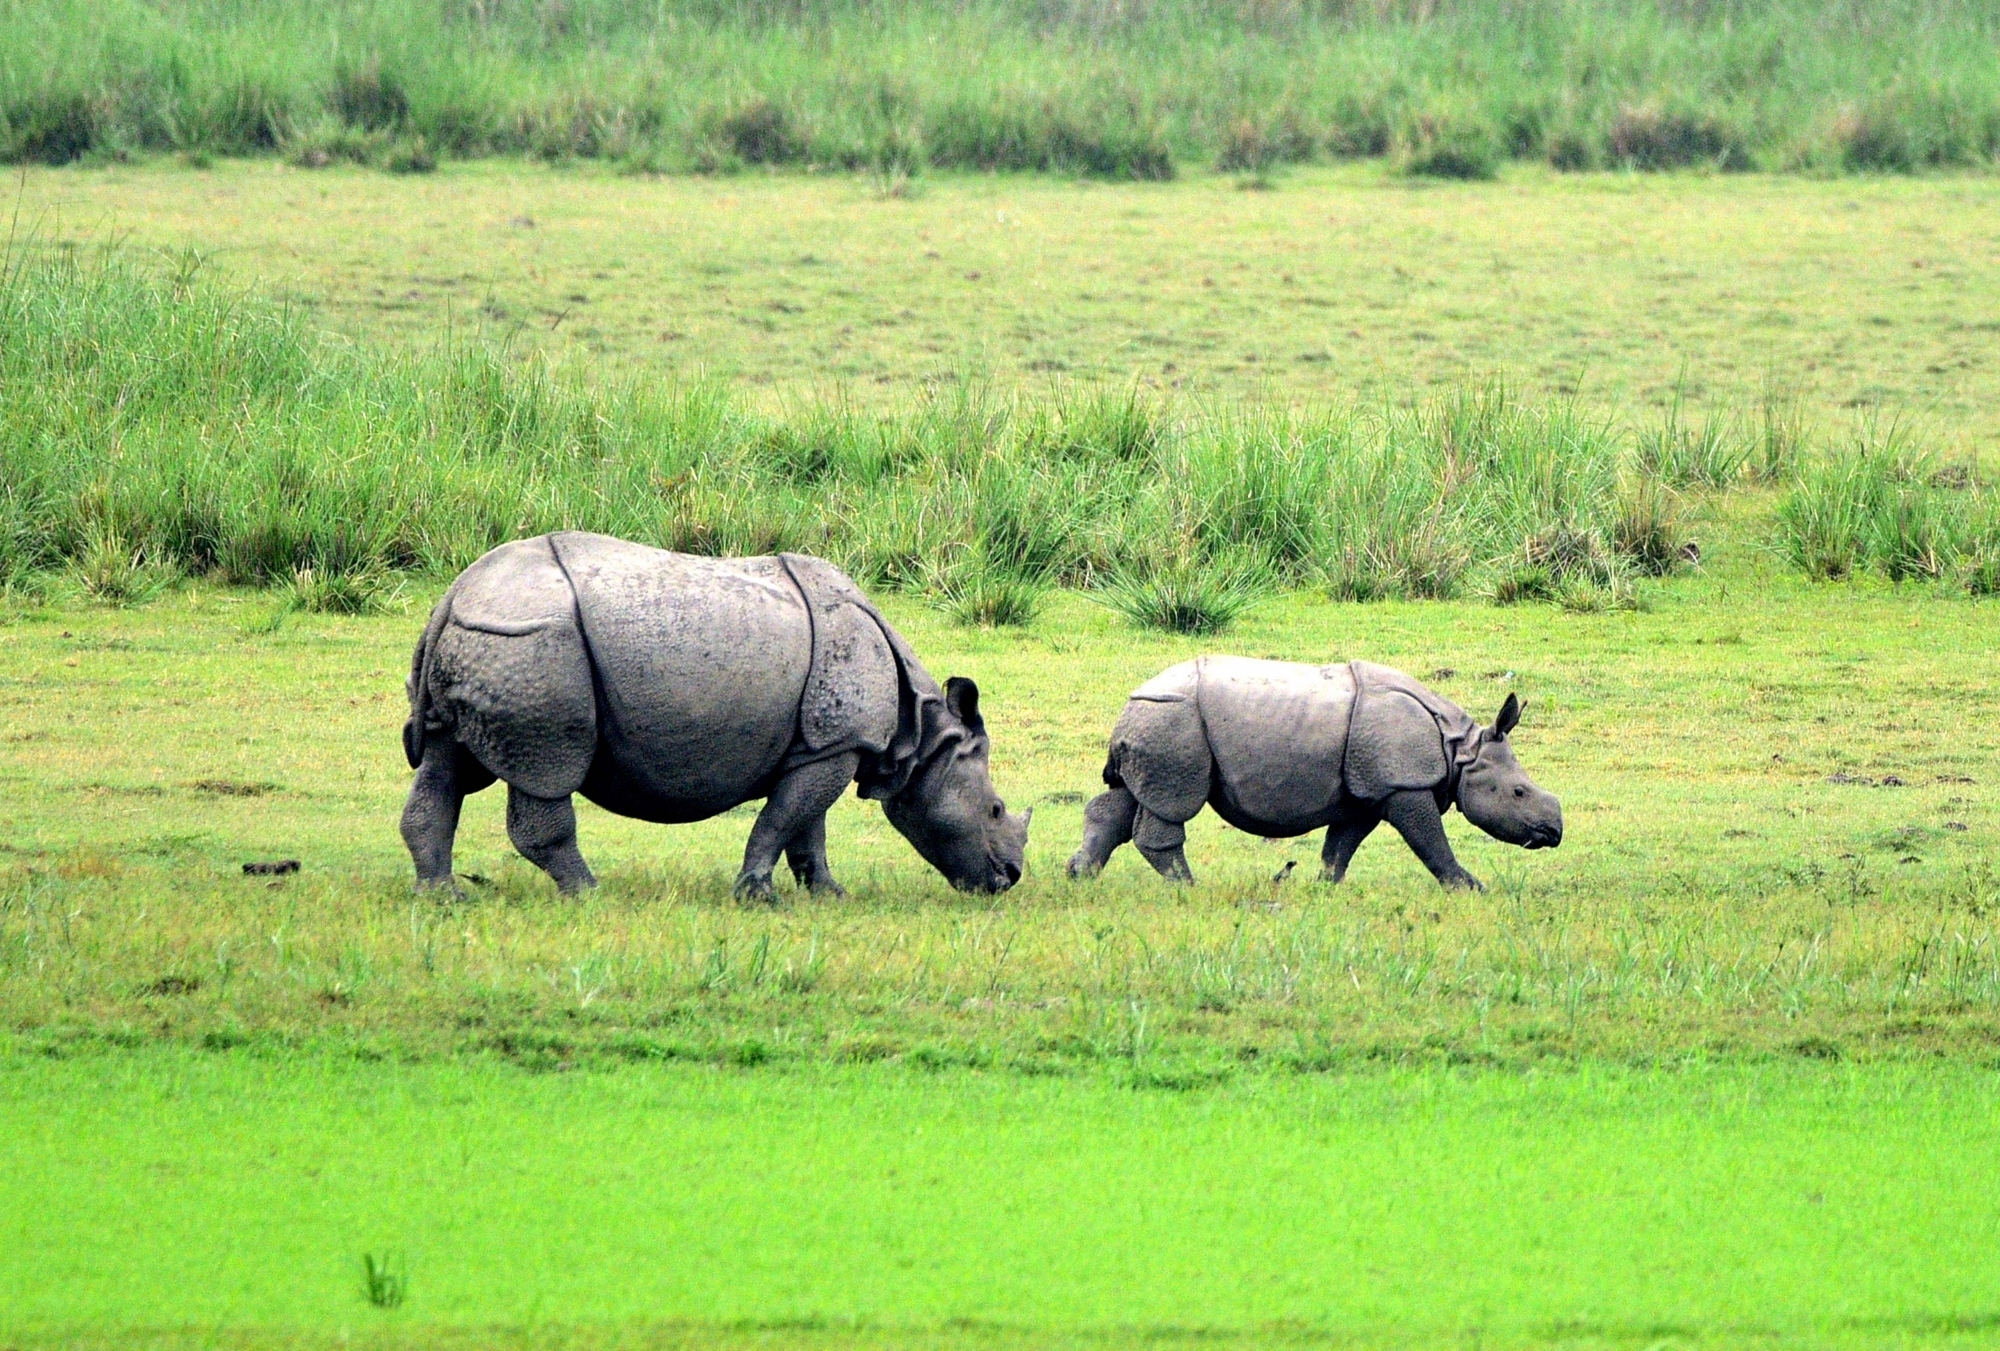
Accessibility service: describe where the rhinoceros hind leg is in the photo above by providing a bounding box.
[1133,807,1194,882]
[402,742,494,893]
[737,753,861,902]
[1319,812,1381,885]
[507,786,597,894]
[784,810,847,898]
[1067,787,1137,878]
[1381,790,1482,891]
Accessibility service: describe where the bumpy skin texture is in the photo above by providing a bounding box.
[402,533,1029,897]
[1066,656,1562,890]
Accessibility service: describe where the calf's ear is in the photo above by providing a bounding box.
[945,676,984,730]
[1494,692,1523,738]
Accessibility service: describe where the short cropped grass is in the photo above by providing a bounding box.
[18,162,2000,442]
[4,1050,2000,1348]
[6,0,2000,179]
[3,510,1996,1071]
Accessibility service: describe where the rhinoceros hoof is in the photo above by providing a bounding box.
[1065,853,1101,880]
[1447,872,1485,892]
[734,873,780,904]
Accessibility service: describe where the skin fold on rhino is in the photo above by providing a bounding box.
[400,532,1030,898]
[1066,656,1562,890]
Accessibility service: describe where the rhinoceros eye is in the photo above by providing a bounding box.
[990,802,1005,819]
[1512,786,1526,798]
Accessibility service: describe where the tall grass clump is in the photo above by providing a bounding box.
[3,249,1727,625]
[1777,422,1998,585]
[1636,387,1750,489]
[4,0,1999,178]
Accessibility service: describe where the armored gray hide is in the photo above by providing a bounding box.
[1067,656,1561,890]
[401,533,1028,898]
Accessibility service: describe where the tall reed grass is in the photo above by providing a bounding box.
[1,247,1700,621]
[4,0,1998,178]
[1776,422,1999,590]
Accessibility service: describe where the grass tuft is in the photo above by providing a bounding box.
[927,549,1048,628]
[1098,553,1271,634]
[1400,116,1499,180]
[1777,421,1999,583]
[1636,386,1749,489]
[1608,105,1753,171]
[69,529,179,606]
[360,1249,407,1310]
[277,564,400,615]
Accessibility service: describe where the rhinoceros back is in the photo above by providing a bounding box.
[1196,657,1355,832]
[551,533,814,818]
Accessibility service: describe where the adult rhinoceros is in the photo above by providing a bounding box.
[1066,657,1561,890]
[400,532,1030,898]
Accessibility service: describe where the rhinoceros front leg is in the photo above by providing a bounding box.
[1133,806,1195,883]
[507,786,597,895]
[1381,789,1482,891]
[1066,787,1137,878]
[1319,811,1381,885]
[784,811,847,898]
[737,753,860,902]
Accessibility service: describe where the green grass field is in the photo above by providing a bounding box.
[4,157,2000,1348]
[5,512,1997,1069]
[18,161,2000,435]
[7,1052,2000,1346]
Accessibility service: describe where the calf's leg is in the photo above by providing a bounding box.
[507,786,597,894]
[1319,811,1381,884]
[401,742,492,891]
[1133,807,1195,882]
[1066,787,1138,878]
[1381,789,1482,891]
[738,754,860,901]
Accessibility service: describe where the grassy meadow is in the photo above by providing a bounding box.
[6,1052,2000,1345]
[4,149,2000,1344]
[15,161,2000,433]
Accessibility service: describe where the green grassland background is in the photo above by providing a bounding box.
[7,0,2000,179]
[17,162,2000,429]
[5,14,2000,1342]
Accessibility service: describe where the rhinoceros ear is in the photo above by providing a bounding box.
[945,676,984,731]
[1494,692,1523,739]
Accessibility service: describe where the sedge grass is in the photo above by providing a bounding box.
[1,246,1725,619]
[6,0,2000,180]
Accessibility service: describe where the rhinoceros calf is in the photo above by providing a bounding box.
[1066,657,1561,890]
[401,532,1030,897]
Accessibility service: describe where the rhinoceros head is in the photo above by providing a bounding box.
[1454,694,1563,850]
[880,677,1031,892]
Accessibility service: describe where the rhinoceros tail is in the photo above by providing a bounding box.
[1101,752,1125,790]
[403,590,456,769]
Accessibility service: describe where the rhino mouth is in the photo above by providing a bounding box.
[1523,825,1562,850]
[968,856,1022,893]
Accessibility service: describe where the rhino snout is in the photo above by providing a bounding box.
[954,855,1021,894]
[1524,822,1563,850]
